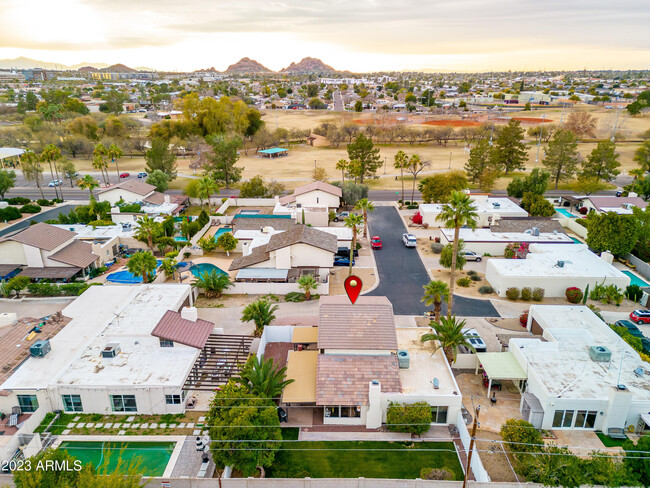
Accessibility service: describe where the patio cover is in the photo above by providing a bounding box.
[18,267,80,279]
[236,268,289,280]
[0,148,25,160]
[292,327,318,344]
[477,352,527,380]
[258,147,288,155]
[282,350,318,404]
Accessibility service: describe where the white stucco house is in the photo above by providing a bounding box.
[420,194,528,227]
[277,181,342,210]
[440,227,574,256]
[579,196,647,215]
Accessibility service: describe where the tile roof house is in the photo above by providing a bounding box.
[278,181,342,209]
[580,196,648,215]
[97,180,185,217]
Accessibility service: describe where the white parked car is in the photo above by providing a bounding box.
[402,233,417,248]
[463,251,482,262]
[48,179,63,187]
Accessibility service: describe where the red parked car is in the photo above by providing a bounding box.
[371,236,383,250]
[630,310,650,324]
[119,172,130,178]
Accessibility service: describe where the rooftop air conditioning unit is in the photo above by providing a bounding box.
[492,202,501,208]
[397,350,410,369]
[101,343,121,358]
[589,345,612,362]
[30,340,51,357]
[557,260,565,267]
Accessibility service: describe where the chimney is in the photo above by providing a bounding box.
[111,206,120,214]
[164,194,171,204]
[180,307,198,322]
[366,380,382,429]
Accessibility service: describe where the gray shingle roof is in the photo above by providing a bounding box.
[229,247,270,271]
[279,181,342,205]
[491,217,566,234]
[233,217,296,231]
[266,225,337,253]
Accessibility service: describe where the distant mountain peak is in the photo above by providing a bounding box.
[280,57,336,73]
[225,58,272,74]
[99,63,135,73]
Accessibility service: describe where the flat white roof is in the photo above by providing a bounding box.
[1,284,196,391]
[421,197,528,216]
[441,228,574,244]
[141,202,178,215]
[488,244,629,279]
[512,305,650,400]
[52,224,133,240]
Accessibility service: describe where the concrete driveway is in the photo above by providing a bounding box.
[366,206,499,317]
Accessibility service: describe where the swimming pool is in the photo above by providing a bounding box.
[106,260,162,284]
[556,208,576,218]
[571,237,582,244]
[214,228,232,239]
[173,236,188,242]
[623,270,650,288]
[58,440,176,477]
[189,262,228,278]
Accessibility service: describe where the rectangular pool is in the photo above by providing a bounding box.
[623,270,650,288]
[556,208,575,218]
[214,228,232,239]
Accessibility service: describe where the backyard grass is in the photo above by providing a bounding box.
[266,441,463,479]
[596,431,628,448]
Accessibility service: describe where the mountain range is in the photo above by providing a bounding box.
[0,57,152,72]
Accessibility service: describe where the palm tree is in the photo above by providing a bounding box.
[41,144,62,200]
[92,143,109,185]
[394,150,408,204]
[354,198,375,238]
[420,316,474,365]
[297,274,318,300]
[195,176,219,212]
[241,299,279,337]
[344,213,364,276]
[421,280,450,322]
[158,257,178,281]
[436,191,478,317]
[134,215,159,252]
[237,355,294,401]
[126,251,158,284]
[77,175,99,199]
[107,144,124,180]
[21,151,45,199]
[192,270,233,298]
[336,159,349,184]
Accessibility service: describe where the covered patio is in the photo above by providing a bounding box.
[258,147,289,158]
[476,352,527,398]
[282,350,318,405]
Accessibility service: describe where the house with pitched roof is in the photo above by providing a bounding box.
[0,223,99,281]
[96,180,188,219]
[273,181,342,226]
[579,196,647,215]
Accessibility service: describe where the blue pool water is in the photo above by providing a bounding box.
[571,237,582,244]
[176,261,190,269]
[556,208,575,218]
[174,236,188,242]
[189,263,228,278]
[623,271,650,288]
[214,228,232,239]
[106,260,162,284]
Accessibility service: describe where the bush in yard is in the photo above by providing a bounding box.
[430,242,443,253]
[520,310,529,326]
[19,204,41,213]
[470,274,482,281]
[457,277,472,287]
[467,270,477,276]
[506,287,520,300]
[284,292,306,302]
[420,467,453,480]
[0,206,21,221]
[565,286,583,304]
[6,197,30,205]
[521,287,532,300]
[626,284,643,302]
[500,419,544,454]
[478,285,494,294]
[532,287,545,301]
[386,401,432,435]
[36,199,52,206]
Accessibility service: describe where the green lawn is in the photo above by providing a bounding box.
[266,441,463,479]
[596,431,628,448]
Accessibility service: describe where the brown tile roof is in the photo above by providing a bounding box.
[49,240,99,268]
[0,264,22,277]
[233,217,296,232]
[151,310,215,349]
[491,217,566,234]
[143,191,166,205]
[19,267,80,279]
[2,222,75,251]
[97,179,156,196]
[229,246,271,271]
[279,181,342,205]
[586,196,648,211]
[272,315,319,326]
[318,296,398,351]
[316,354,402,405]
[266,225,337,253]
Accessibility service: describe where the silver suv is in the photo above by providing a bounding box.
[402,233,417,248]
[463,251,482,262]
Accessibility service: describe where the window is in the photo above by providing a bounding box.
[159,339,174,347]
[17,395,39,413]
[62,394,83,412]
[324,406,361,418]
[166,395,182,405]
[552,410,575,428]
[111,395,137,412]
[575,410,597,429]
[431,406,448,424]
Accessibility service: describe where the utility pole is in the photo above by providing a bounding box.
[462,406,480,488]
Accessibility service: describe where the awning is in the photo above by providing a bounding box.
[19,267,80,279]
[292,327,318,344]
[0,148,25,160]
[477,352,527,380]
[0,264,21,279]
[236,268,289,280]
[282,350,318,404]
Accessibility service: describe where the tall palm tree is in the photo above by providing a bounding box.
[436,191,478,317]
[297,274,318,300]
[241,299,279,337]
[421,280,450,322]
[134,215,159,252]
[344,213,364,276]
[92,143,109,185]
[354,198,375,238]
[394,150,408,204]
[77,175,99,199]
[420,315,475,365]
[336,159,349,184]
[40,144,62,200]
[195,176,219,212]
[192,270,233,298]
[21,151,45,199]
[107,144,124,180]
[237,356,294,401]
[126,251,158,284]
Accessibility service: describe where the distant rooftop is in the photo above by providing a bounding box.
[441,228,574,244]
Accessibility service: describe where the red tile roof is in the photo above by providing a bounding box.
[151,310,215,349]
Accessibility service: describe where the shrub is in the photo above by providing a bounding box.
[457,277,472,287]
[521,287,532,301]
[88,266,107,279]
[119,202,142,213]
[19,204,41,213]
[51,198,63,204]
[565,286,583,304]
[467,270,477,276]
[36,199,52,206]
[407,204,419,209]
[284,292,306,302]
[6,197,30,205]
[500,419,544,453]
[404,201,411,206]
[532,287,545,301]
[520,310,529,326]
[478,285,494,294]
[470,274,482,282]
[506,287,520,300]
[626,284,643,302]
[197,209,210,228]
[420,467,453,480]
[0,207,21,221]
[386,401,432,435]
[430,243,443,253]
[27,282,92,297]
[588,304,605,321]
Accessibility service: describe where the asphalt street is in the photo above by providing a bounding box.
[366,206,499,317]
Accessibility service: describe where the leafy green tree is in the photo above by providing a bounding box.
[633,175,650,201]
[99,89,128,114]
[570,176,608,195]
[521,192,555,217]
[581,140,621,182]
[354,100,363,112]
[500,419,543,453]
[239,175,267,198]
[633,205,650,242]
[464,139,494,184]
[542,129,580,189]
[507,169,550,198]
[145,169,169,192]
[204,134,243,189]
[333,181,368,206]
[346,133,382,183]
[354,198,375,238]
[436,191,477,316]
[421,315,474,364]
[41,144,63,199]
[418,171,468,204]
[492,119,528,174]
[242,299,279,337]
[198,235,219,253]
[627,101,643,116]
[8,276,30,298]
[586,212,641,256]
[0,169,16,199]
[126,251,158,283]
[58,158,77,188]
[21,150,45,199]
[76,175,99,198]
[192,270,233,298]
[394,150,408,202]
[633,140,650,171]
[421,280,450,322]
[308,97,325,109]
[216,232,238,256]
[158,256,178,281]
[145,138,177,180]
[344,213,363,275]
[386,401,432,435]
[297,274,318,300]
[206,380,282,477]
[440,242,467,271]
[237,356,294,400]
[623,434,650,486]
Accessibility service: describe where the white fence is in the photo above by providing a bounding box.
[456,411,490,483]
[223,282,329,296]
[558,217,588,239]
[0,406,47,463]
[215,198,277,215]
[627,253,650,282]
[452,353,478,370]
[258,325,294,360]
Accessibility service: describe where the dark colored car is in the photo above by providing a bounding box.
[630,310,650,325]
[615,319,644,337]
[137,172,148,178]
[334,256,355,266]
[336,247,359,258]
[119,172,130,178]
[371,236,382,249]
[277,407,288,423]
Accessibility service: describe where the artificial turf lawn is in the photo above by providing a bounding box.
[266,441,463,479]
[596,431,628,448]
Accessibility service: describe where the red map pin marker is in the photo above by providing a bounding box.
[344,275,363,304]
